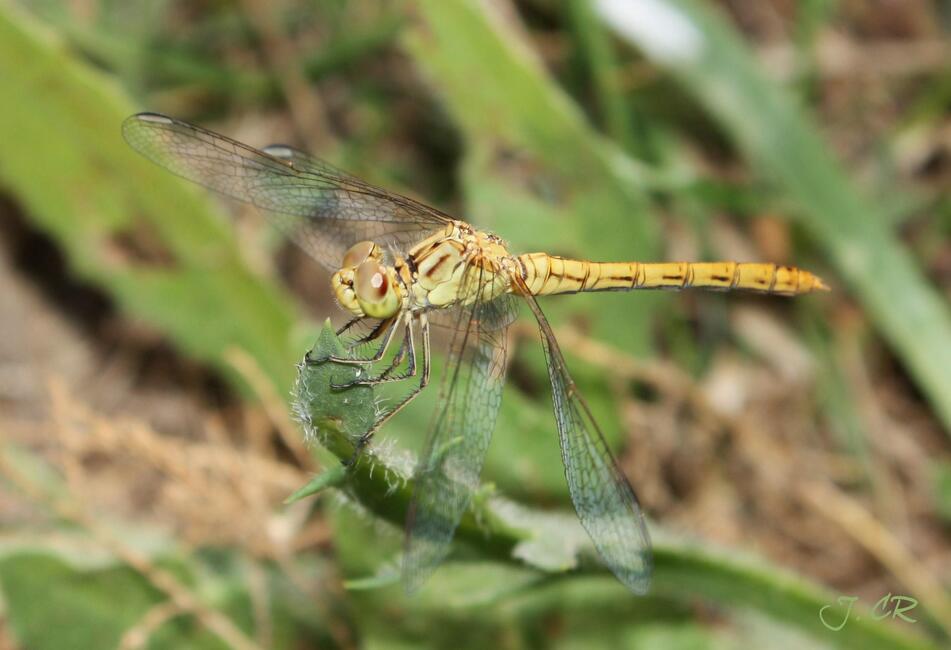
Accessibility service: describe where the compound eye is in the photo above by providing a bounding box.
[342,241,378,268]
[354,261,399,318]
[354,261,388,300]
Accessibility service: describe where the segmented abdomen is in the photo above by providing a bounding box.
[518,254,827,296]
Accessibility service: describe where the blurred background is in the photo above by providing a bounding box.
[1,0,950,648]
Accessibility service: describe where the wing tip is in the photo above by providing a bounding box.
[626,579,652,596]
[610,559,652,596]
[402,574,425,596]
[400,556,436,596]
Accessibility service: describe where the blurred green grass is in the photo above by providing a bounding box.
[0,1,948,649]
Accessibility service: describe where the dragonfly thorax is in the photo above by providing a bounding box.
[332,241,404,319]
[403,223,515,311]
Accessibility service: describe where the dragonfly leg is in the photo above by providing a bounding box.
[377,335,409,378]
[341,317,391,352]
[335,316,364,338]
[305,317,396,366]
[332,317,418,388]
[344,315,431,466]
[327,316,401,365]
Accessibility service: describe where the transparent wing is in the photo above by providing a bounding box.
[520,290,652,594]
[122,112,451,270]
[426,299,518,333]
[402,269,516,593]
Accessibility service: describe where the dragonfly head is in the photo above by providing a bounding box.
[332,241,402,319]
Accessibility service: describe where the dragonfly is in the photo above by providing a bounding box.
[123,112,827,595]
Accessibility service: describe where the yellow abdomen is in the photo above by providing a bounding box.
[518,253,827,297]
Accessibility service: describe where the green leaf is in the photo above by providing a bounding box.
[596,0,951,435]
[0,552,227,650]
[292,320,380,458]
[284,465,348,505]
[343,564,402,591]
[0,547,339,650]
[621,622,731,650]
[406,561,547,608]
[651,539,935,650]
[0,4,302,395]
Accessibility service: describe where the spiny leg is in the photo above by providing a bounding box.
[335,316,364,338]
[304,316,391,366]
[345,314,431,466]
[373,331,416,381]
[332,318,420,389]
[340,317,392,353]
[336,317,416,389]
[331,320,411,389]
[309,315,401,367]
[335,316,398,363]
[378,336,409,379]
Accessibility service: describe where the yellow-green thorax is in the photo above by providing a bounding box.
[403,222,514,310]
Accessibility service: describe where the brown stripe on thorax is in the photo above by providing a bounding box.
[423,252,451,279]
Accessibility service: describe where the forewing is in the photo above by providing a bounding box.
[521,291,652,594]
[402,271,515,593]
[122,113,450,270]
